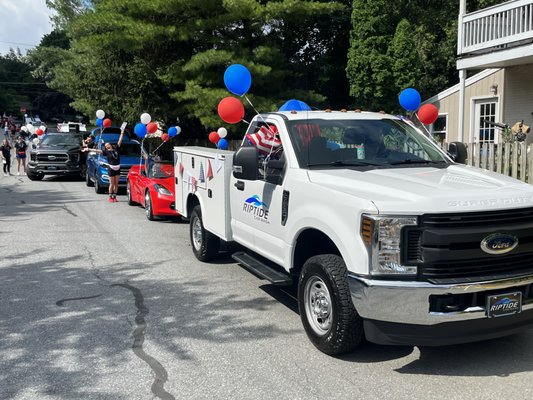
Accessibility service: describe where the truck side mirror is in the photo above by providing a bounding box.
[233,146,258,181]
[448,142,467,164]
[265,159,285,185]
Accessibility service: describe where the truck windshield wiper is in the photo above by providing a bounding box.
[329,160,385,166]
[389,159,447,166]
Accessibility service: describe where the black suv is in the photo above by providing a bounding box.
[26,133,85,181]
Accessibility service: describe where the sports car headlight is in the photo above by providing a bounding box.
[154,184,172,196]
[361,215,418,276]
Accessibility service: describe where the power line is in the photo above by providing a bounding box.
[0,40,38,48]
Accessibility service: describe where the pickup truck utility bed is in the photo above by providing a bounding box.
[174,110,533,355]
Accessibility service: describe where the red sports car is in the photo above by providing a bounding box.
[126,159,179,220]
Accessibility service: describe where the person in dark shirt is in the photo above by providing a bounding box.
[14,136,27,175]
[1,139,12,176]
[82,128,125,202]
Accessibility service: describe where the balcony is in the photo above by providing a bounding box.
[458,0,533,70]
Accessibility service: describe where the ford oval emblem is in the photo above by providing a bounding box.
[480,233,518,255]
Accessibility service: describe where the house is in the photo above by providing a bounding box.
[427,0,533,144]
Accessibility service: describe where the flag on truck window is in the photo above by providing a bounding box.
[246,125,281,155]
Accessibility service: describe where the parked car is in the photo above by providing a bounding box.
[85,128,142,194]
[127,158,179,220]
[26,133,85,181]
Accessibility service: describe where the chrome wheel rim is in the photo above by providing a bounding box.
[192,216,202,251]
[145,193,151,218]
[304,276,333,336]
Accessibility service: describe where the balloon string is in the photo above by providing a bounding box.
[243,95,270,129]
[152,139,166,155]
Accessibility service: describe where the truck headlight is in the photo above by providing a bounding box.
[361,215,418,276]
[154,184,172,196]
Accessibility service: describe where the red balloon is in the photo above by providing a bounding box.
[103,118,112,128]
[208,131,220,144]
[147,122,158,134]
[161,133,169,142]
[217,97,244,124]
[36,128,44,136]
[418,104,439,125]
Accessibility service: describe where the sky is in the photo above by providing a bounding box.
[0,0,55,55]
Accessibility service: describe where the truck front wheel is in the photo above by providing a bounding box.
[298,255,363,355]
[190,205,220,262]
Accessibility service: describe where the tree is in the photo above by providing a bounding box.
[37,0,348,136]
[346,0,504,112]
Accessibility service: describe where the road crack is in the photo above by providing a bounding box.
[56,294,102,307]
[112,283,175,400]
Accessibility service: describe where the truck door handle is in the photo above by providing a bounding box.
[234,181,245,191]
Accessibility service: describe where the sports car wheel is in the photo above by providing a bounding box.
[145,191,154,221]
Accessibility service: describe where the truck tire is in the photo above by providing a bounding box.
[298,255,363,355]
[190,205,220,262]
[85,169,94,187]
[27,171,44,181]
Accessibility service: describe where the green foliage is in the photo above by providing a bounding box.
[0,51,38,115]
[36,0,348,138]
[347,0,461,112]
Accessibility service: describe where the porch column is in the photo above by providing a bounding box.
[458,69,466,142]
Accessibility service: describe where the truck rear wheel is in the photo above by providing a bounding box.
[190,205,220,262]
[298,255,363,355]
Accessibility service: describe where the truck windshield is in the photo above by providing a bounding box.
[286,118,450,169]
[41,135,82,147]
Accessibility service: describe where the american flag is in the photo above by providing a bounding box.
[246,125,281,156]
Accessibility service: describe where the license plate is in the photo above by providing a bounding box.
[47,166,57,170]
[486,292,522,318]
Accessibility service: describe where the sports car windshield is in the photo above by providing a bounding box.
[41,135,82,147]
[286,118,450,169]
[147,162,173,178]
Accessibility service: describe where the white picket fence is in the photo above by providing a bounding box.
[443,142,533,183]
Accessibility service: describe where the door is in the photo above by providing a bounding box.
[473,99,499,144]
[229,120,286,265]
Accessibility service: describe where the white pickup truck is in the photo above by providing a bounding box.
[174,111,533,355]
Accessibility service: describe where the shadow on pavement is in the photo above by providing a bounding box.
[0,250,293,399]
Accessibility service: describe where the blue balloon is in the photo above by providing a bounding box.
[224,64,252,96]
[96,118,103,127]
[168,126,177,137]
[399,88,421,111]
[217,138,229,150]
[134,123,147,139]
[278,99,312,112]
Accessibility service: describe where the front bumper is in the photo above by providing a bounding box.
[28,163,81,175]
[349,274,533,345]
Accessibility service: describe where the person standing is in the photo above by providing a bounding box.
[82,127,125,202]
[14,136,27,175]
[1,139,12,176]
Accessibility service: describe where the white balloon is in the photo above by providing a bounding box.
[217,127,228,138]
[32,138,39,145]
[140,113,151,125]
[96,109,105,119]
[39,125,46,131]
[175,126,181,135]
[20,126,27,132]
[26,124,35,134]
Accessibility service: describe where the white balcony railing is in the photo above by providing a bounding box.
[458,0,533,55]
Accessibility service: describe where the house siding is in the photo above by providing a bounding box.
[503,64,533,127]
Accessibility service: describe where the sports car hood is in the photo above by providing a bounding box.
[307,165,533,214]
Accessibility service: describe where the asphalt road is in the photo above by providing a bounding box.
[1,174,533,400]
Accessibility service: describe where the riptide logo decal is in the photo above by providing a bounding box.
[243,195,269,223]
[490,297,520,313]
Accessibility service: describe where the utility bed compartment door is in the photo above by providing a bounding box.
[173,147,234,241]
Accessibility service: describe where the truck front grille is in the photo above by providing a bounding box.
[36,153,69,162]
[405,207,533,283]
